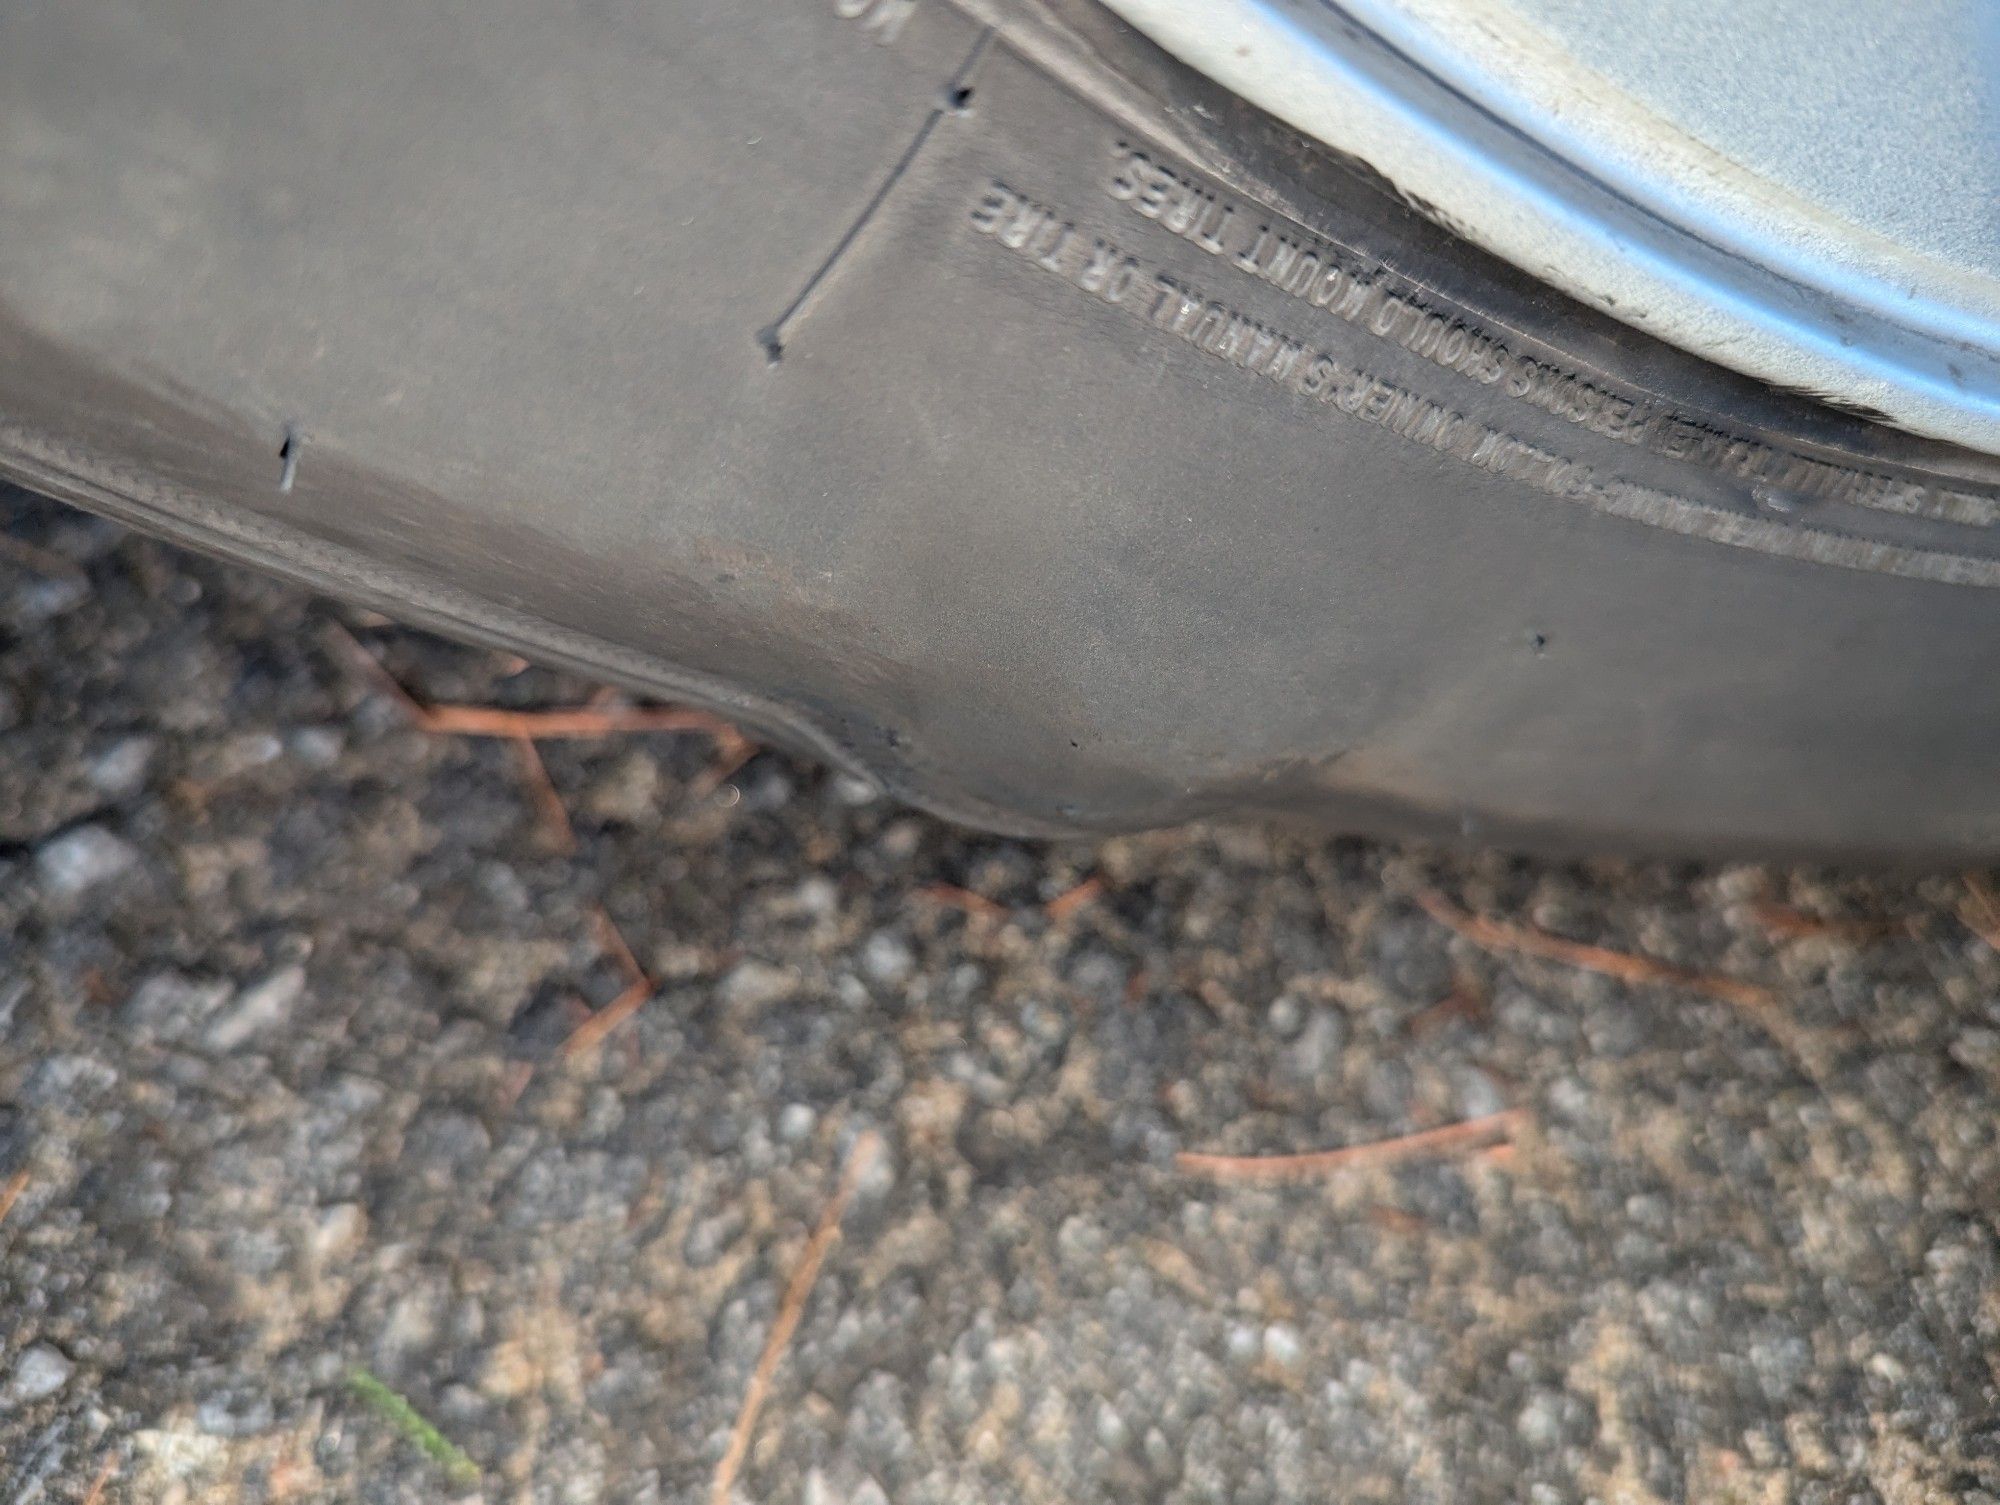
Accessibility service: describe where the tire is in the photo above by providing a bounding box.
[0,0,1995,856]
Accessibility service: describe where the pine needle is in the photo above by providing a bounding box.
[710,1133,882,1505]
[1177,1109,1525,1182]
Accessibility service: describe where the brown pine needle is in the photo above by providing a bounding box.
[1747,902,1909,945]
[592,906,647,988]
[1962,873,2000,951]
[79,1457,116,1505]
[689,730,760,799]
[323,621,432,724]
[423,703,747,741]
[511,737,577,855]
[559,978,652,1061]
[1406,981,1489,1037]
[915,883,1009,921]
[1367,1205,1429,1236]
[1177,1109,1526,1182]
[710,1132,882,1505]
[1195,979,1244,1023]
[326,621,750,745]
[1045,875,1104,923]
[0,1169,29,1229]
[1416,891,1776,1012]
[560,910,655,1061]
[496,1059,536,1113]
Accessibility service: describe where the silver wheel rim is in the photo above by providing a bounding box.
[1098,0,2000,454]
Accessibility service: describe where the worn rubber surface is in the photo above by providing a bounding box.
[0,0,1997,856]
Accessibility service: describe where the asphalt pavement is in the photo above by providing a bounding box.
[3,484,1998,1504]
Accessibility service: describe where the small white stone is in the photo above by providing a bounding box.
[830,772,880,806]
[288,727,345,768]
[792,875,839,917]
[196,1390,274,1437]
[310,1202,369,1262]
[1867,1351,1908,1384]
[14,574,88,621]
[1516,1392,1562,1449]
[1284,1009,1345,1078]
[861,932,914,986]
[222,732,284,773]
[1094,1400,1129,1448]
[85,736,156,797]
[36,825,138,898]
[1262,1323,1304,1370]
[203,964,306,1051]
[719,961,797,1011]
[5,1344,73,1405]
[123,973,233,1045]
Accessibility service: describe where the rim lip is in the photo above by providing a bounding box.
[1096,0,2000,457]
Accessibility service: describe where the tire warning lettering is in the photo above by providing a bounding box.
[1103,143,1996,531]
[967,179,2000,587]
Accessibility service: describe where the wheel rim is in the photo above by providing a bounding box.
[1097,0,2000,454]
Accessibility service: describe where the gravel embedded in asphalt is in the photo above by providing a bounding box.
[2,485,1999,1504]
